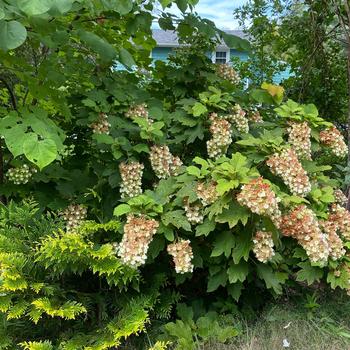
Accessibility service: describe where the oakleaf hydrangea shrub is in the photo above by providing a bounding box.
[1,10,350,348]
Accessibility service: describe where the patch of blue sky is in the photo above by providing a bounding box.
[154,0,249,29]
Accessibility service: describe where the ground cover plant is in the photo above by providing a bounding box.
[0,0,350,349]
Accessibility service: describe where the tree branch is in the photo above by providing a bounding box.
[0,76,17,110]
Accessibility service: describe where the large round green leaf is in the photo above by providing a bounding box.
[48,0,74,15]
[17,0,52,16]
[0,20,27,50]
[0,6,5,20]
[23,134,57,170]
[101,0,133,15]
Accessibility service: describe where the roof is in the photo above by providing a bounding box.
[152,29,246,48]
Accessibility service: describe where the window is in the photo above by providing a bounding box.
[215,51,227,63]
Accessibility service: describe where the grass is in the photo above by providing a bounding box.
[126,291,350,349]
[204,293,350,350]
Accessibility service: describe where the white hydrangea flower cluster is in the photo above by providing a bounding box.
[6,164,37,185]
[61,204,87,232]
[334,189,347,206]
[226,104,249,133]
[90,113,111,134]
[281,205,329,264]
[207,113,232,159]
[125,103,153,125]
[287,121,312,160]
[267,149,311,197]
[149,145,182,179]
[248,109,263,123]
[116,214,159,268]
[119,162,144,198]
[319,126,348,158]
[196,181,219,206]
[253,230,275,263]
[236,177,281,226]
[167,239,194,274]
[320,220,345,260]
[184,199,204,224]
[327,204,350,240]
[216,64,240,85]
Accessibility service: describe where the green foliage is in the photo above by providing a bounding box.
[0,0,348,347]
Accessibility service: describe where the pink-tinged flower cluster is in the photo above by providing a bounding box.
[266,149,311,197]
[319,126,348,158]
[320,220,345,260]
[167,239,194,274]
[184,199,203,224]
[196,181,219,206]
[281,205,329,264]
[253,230,275,263]
[248,109,263,123]
[116,214,159,268]
[334,189,347,206]
[237,177,281,225]
[149,145,182,179]
[216,64,240,85]
[90,113,111,134]
[226,104,249,133]
[125,103,153,125]
[207,113,232,159]
[119,162,144,198]
[61,204,87,232]
[327,204,350,240]
[287,121,312,160]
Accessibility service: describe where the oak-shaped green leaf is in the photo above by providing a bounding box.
[23,134,57,170]
[227,261,249,283]
[113,204,131,217]
[211,231,235,258]
[0,20,27,51]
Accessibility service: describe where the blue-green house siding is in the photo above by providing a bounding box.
[150,47,291,85]
[152,47,173,61]
[230,49,248,62]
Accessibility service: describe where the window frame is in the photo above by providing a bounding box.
[212,49,230,64]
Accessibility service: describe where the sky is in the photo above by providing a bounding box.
[164,0,249,30]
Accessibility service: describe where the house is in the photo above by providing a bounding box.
[151,29,248,64]
[151,29,290,84]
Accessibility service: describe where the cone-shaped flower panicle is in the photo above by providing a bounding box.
[207,113,232,159]
[184,199,204,224]
[253,230,275,263]
[267,149,311,197]
[196,181,219,206]
[6,164,37,185]
[237,177,281,226]
[149,145,182,179]
[334,189,347,207]
[116,214,159,268]
[226,104,249,133]
[167,239,194,274]
[61,204,87,232]
[90,112,111,134]
[216,63,240,84]
[319,126,348,158]
[320,219,345,260]
[125,103,153,125]
[327,204,350,240]
[281,205,329,264]
[119,162,144,198]
[287,121,312,160]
